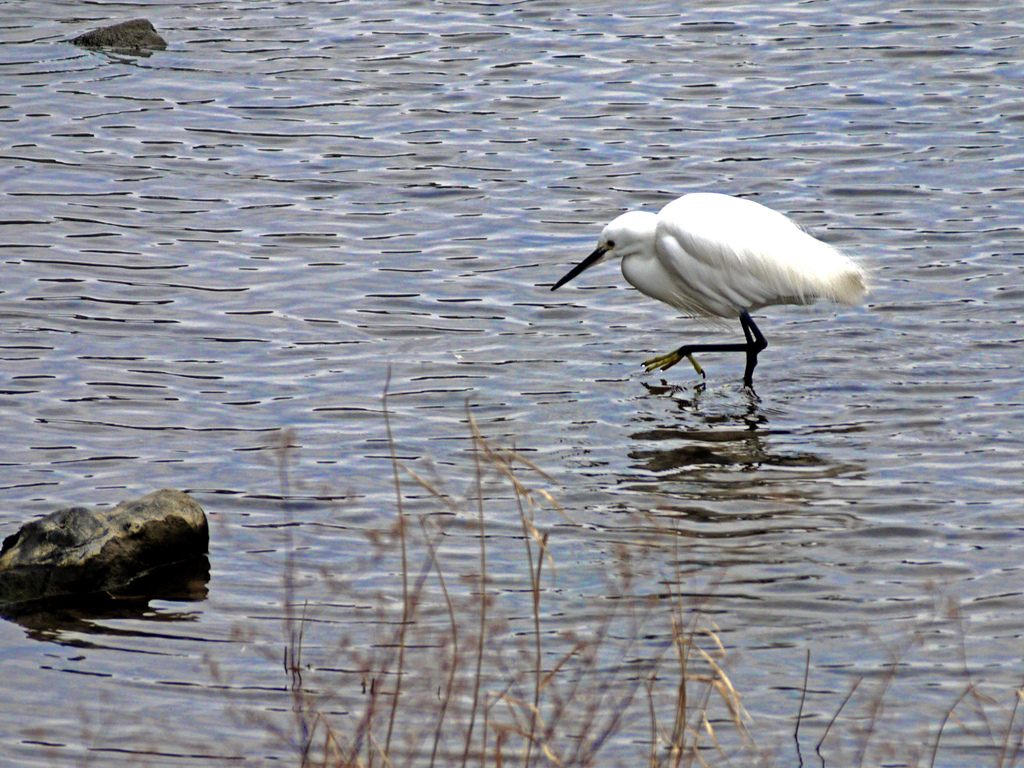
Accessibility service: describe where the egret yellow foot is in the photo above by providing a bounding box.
[643,351,705,377]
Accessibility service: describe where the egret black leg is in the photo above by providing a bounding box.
[738,309,768,389]
[642,309,769,388]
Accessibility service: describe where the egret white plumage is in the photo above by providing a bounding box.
[551,193,868,388]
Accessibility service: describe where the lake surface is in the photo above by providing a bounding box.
[1,1,1022,766]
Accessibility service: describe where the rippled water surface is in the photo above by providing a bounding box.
[2,2,1022,766]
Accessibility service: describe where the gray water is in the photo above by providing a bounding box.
[1,1,1022,766]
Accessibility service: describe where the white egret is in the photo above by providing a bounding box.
[551,193,868,389]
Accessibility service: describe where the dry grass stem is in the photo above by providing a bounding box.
[213,397,1024,768]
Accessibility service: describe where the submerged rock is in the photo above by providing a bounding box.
[0,489,208,612]
[71,19,168,53]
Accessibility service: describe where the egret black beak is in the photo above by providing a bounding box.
[551,244,611,291]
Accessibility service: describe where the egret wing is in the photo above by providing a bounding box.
[654,194,865,316]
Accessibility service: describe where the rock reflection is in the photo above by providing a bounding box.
[2,556,209,644]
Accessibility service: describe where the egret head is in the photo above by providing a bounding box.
[551,210,657,291]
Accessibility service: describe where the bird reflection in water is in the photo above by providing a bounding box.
[623,382,859,540]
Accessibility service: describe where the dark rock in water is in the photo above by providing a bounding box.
[0,489,208,612]
[71,19,168,52]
